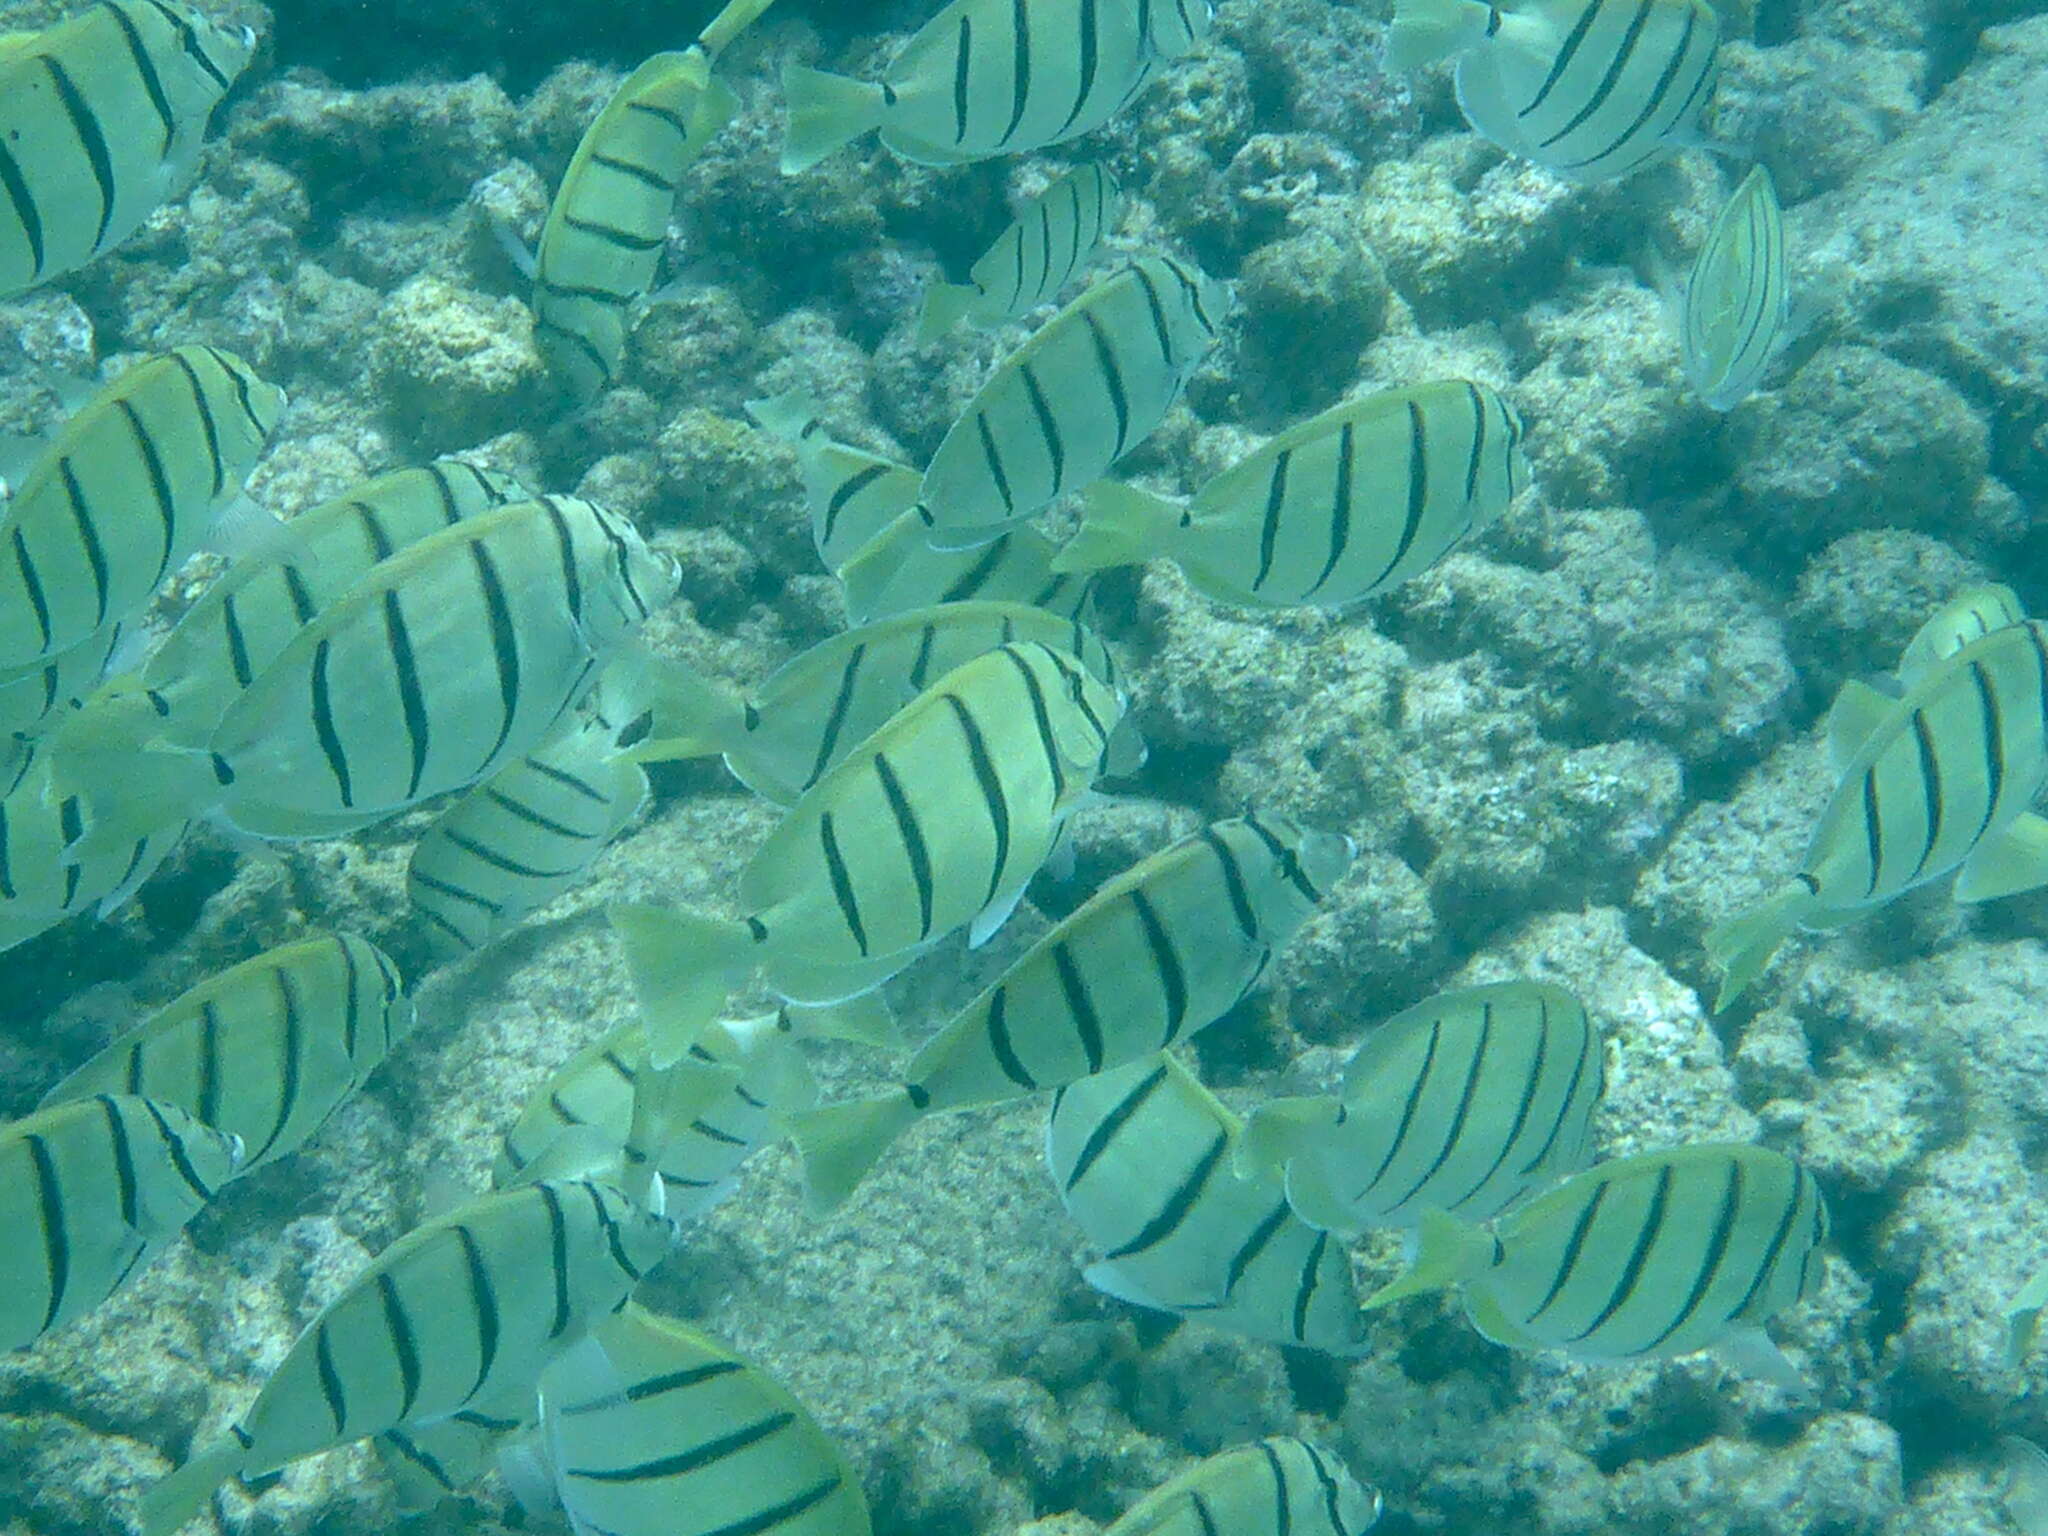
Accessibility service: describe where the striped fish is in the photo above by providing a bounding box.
[141,1178,679,1536]
[40,933,416,1178]
[1368,1144,1827,1384]
[1105,1439,1381,1536]
[1681,165,1791,411]
[1048,1055,1366,1353]
[1708,620,2048,1008]
[409,716,650,952]
[0,748,184,954]
[0,1,255,299]
[1054,379,1528,608]
[788,812,1354,1213]
[0,346,285,670]
[1897,584,2025,686]
[917,162,1122,342]
[0,618,127,755]
[135,459,526,752]
[615,639,1126,1032]
[513,1303,871,1536]
[0,1094,241,1353]
[636,601,1122,805]
[781,0,1215,173]
[745,391,924,571]
[920,254,1227,549]
[1239,981,1601,1233]
[1386,0,1720,183]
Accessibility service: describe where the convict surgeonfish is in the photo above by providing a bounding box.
[745,391,924,572]
[0,618,127,759]
[41,933,416,1178]
[1681,166,1793,411]
[615,639,1127,1030]
[1047,1054,1366,1353]
[141,1177,679,1536]
[919,254,1227,549]
[1707,620,2048,1008]
[1055,379,1527,608]
[1238,981,1601,1233]
[1104,1438,1382,1536]
[1,1093,242,1354]
[1367,1143,1827,1385]
[1385,0,1720,183]
[499,1303,871,1536]
[917,163,1123,342]
[0,346,285,670]
[1896,584,2025,684]
[781,0,1214,173]
[54,495,679,859]
[0,1,255,299]
[636,601,1123,805]
[0,748,185,954]
[789,812,1354,1213]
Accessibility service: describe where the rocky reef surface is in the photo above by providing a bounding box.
[2,1,2046,1534]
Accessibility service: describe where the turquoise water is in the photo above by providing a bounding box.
[1,1,2046,1533]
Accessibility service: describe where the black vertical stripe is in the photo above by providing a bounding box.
[99,1097,140,1231]
[1082,314,1131,458]
[137,1096,217,1200]
[1000,644,1068,800]
[1130,263,1178,368]
[805,644,867,789]
[1527,1182,1607,1322]
[1563,4,1703,169]
[1252,451,1290,592]
[1063,1063,1167,1190]
[946,694,1011,905]
[281,563,316,623]
[819,812,869,954]
[540,498,585,633]
[0,140,44,278]
[1908,709,1944,880]
[1568,1165,1674,1342]
[823,464,890,548]
[12,530,52,654]
[1261,1432,1296,1533]
[1201,829,1260,942]
[1728,1167,1808,1319]
[1307,422,1356,596]
[221,597,254,686]
[1223,1200,1292,1296]
[59,796,84,909]
[376,1272,423,1419]
[873,754,934,939]
[1523,0,1615,115]
[103,1,179,153]
[1642,1157,1742,1350]
[338,936,363,1062]
[1351,1023,1442,1201]
[983,989,1036,1089]
[58,460,112,625]
[1130,889,1188,1043]
[999,0,1033,146]
[252,968,305,1163]
[951,16,974,144]
[168,352,227,497]
[1061,0,1101,134]
[457,1225,501,1402]
[1538,0,1657,147]
[1368,401,1432,590]
[384,590,432,799]
[1103,1129,1228,1257]
[1463,382,1488,504]
[1019,363,1066,492]
[315,1322,350,1434]
[196,1000,224,1128]
[976,411,1016,515]
[42,59,117,250]
[1384,1004,1493,1213]
[310,639,353,806]
[1189,1493,1222,1536]
[1969,661,2007,845]
[28,1134,67,1334]
[469,541,522,768]
[1051,942,1104,1071]
[1860,766,1884,898]
[540,1181,573,1338]
[115,401,179,582]
[909,623,938,691]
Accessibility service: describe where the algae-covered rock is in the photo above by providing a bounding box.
[372,274,548,452]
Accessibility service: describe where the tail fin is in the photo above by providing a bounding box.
[744,389,821,445]
[43,687,218,866]
[1234,1096,1342,1183]
[786,1092,920,1215]
[1383,0,1497,72]
[780,62,886,175]
[620,656,748,766]
[1051,481,1180,575]
[915,282,980,345]
[786,992,900,1049]
[141,1438,244,1536]
[609,904,754,1066]
[1703,882,1816,1012]
[1361,1208,1493,1311]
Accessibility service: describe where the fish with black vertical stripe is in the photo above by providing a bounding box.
[1047,1054,1366,1353]
[1238,981,1602,1233]
[0,1093,242,1353]
[780,0,1214,173]
[0,346,285,670]
[1104,1438,1381,1536]
[0,746,185,953]
[633,600,1124,806]
[0,1,255,299]
[1385,0,1721,183]
[919,253,1227,550]
[1896,584,2025,684]
[1681,165,1794,411]
[499,1302,872,1536]
[1054,378,1528,607]
[918,162,1122,341]
[40,933,416,1178]
[140,1176,679,1536]
[788,811,1353,1214]
[1366,1143,1828,1386]
[1708,619,2048,1007]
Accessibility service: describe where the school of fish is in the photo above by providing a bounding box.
[0,0,2030,1532]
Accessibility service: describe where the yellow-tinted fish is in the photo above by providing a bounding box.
[920,255,1227,549]
[637,602,1122,805]
[513,1303,871,1536]
[781,0,1214,172]
[616,639,1126,1031]
[1055,379,1527,607]
[1238,981,1601,1232]
[142,1178,679,1536]
[1105,1438,1382,1536]
[1897,584,2025,685]
[1386,0,1720,183]
[1,1093,242,1353]
[1047,1055,1366,1354]
[1682,166,1791,411]
[41,933,416,1177]
[745,391,924,571]
[917,162,1122,342]
[790,812,1352,1213]
[0,346,285,669]
[0,747,184,954]
[1708,621,2048,1007]
[1367,1143,1826,1385]
[0,0,255,298]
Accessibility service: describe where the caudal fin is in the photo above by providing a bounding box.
[787,1092,920,1215]
[915,282,980,345]
[1361,1208,1494,1311]
[1384,0,1498,72]
[609,904,754,1066]
[621,656,748,766]
[1051,481,1181,576]
[43,687,218,865]
[780,62,886,175]
[1702,882,1816,1012]
[744,389,821,444]
[141,1438,245,1536]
